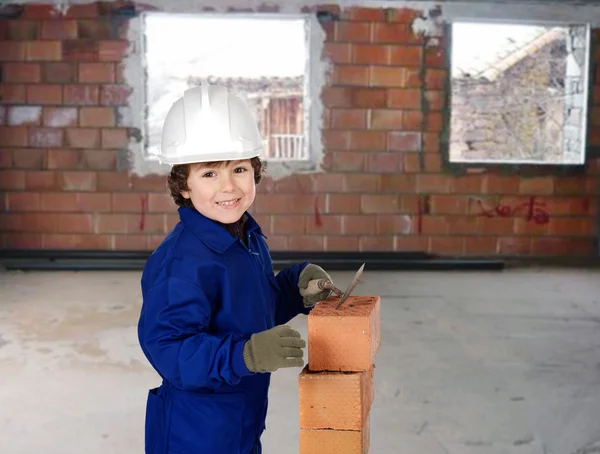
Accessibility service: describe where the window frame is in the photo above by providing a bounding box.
[127,12,325,178]
[440,19,595,176]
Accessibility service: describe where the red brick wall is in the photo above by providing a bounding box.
[0,3,598,256]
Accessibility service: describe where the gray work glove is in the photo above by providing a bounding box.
[298,263,334,307]
[242,325,306,373]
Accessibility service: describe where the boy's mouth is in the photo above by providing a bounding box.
[216,198,241,207]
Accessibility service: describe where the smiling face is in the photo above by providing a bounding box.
[181,159,256,224]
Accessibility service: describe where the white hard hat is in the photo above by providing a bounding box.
[154,81,264,165]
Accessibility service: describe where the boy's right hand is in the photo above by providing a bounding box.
[242,325,306,373]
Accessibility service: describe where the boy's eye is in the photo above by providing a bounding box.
[234,167,248,173]
[202,171,216,178]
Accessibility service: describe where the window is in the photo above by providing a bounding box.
[446,21,591,166]
[129,12,324,176]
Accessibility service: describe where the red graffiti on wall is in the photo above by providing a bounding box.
[139,194,148,231]
[476,196,550,225]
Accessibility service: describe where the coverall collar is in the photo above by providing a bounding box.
[178,206,265,254]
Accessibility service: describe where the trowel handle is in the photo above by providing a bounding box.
[304,279,343,297]
[304,279,326,296]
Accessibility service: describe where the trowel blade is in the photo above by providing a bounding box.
[336,263,365,309]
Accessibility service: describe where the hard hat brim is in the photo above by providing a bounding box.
[155,147,262,166]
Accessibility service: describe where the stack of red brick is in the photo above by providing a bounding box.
[299,295,381,453]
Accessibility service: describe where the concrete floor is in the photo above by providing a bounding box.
[1,268,600,454]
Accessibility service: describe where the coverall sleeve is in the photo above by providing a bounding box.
[273,261,311,326]
[138,276,252,391]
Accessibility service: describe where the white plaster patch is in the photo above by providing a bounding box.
[8,106,42,126]
[399,214,413,235]
[45,108,78,128]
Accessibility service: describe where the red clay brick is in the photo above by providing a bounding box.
[323,131,350,150]
[372,22,421,44]
[98,40,129,61]
[3,63,41,83]
[323,42,352,64]
[43,62,76,83]
[335,65,370,86]
[101,128,128,148]
[366,152,403,173]
[344,176,381,195]
[79,107,115,127]
[76,193,112,212]
[64,3,99,18]
[326,235,360,250]
[321,87,352,108]
[370,109,404,129]
[7,21,39,40]
[351,43,388,64]
[388,131,421,151]
[331,109,367,129]
[97,171,132,191]
[369,66,409,87]
[65,128,101,148]
[335,22,371,42]
[79,63,115,83]
[6,192,40,211]
[63,39,99,61]
[299,365,374,430]
[388,44,422,66]
[386,7,420,23]
[26,84,62,104]
[0,85,27,103]
[59,171,97,191]
[299,418,369,454]
[0,169,26,190]
[22,5,59,19]
[387,88,421,109]
[308,296,380,372]
[41,20,78,39]
[349,131,386,150]
[417,174,451,193]
[348,7,385,21]
[0,126,28,147]
[519,177,554,195]
[288,235,325,251]
[328,194,361,214]
[358,235,393,251]
[13,149,45,169]
[43,233,112,250]
[377,174,417,194]
[429,236,465,255]
[47,149,82,169]
[63,84,100,105]
[82,149,116,170]
[148,193,176,213]
[56,213,94,234]
[350,88,387,108]
[403,110,424,130]
[25,41,62,61]
[0,42,26,61]
[343,215,377,235]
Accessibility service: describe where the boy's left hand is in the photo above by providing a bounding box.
[298,264,335,307]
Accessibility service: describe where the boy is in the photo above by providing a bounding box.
[137,82,336,454]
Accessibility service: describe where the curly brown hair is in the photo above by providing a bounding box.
[167,157,265,208]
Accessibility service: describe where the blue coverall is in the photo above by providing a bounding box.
[138,206,310,453]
